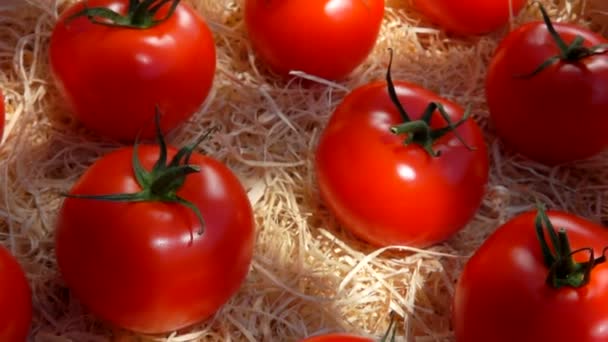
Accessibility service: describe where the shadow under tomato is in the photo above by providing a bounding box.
[289,166,460,341]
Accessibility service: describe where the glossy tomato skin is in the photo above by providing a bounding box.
[55,145,255,334]
[412,0,526,36]
[299,333,373,342]
[49,0,216,141]
[244,0,384,80]
[0,245,32,341]
[315,81,489,248]
[486,22,608,165]
[453,210,608,341]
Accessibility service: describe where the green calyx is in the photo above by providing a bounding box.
[535,203,607,289]
[64,107,216,239]
[378,311,398,342]
[65,0,181,29]
[385,48,476,157]
[517,2,608,78]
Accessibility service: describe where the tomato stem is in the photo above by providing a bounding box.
[516,2,608,78]
[385,49,476,157]
[65,0,182,29]
[535,202,608,288]
[63,106,218,239]
[385,53,411,123]
[378,311,398,342]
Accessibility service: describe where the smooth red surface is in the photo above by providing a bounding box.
[315,80,489,248]
[244,0,384,80]
[486,22,608,164]
[0,245,32,342]
[454,210,608,342]
[55,145,255,334]
[299,333,373,342]
[413,0,526,35]
[49,0,216,141]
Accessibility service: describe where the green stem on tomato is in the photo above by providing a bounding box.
[516,2,608,78]
[378,311,398,342]
[385,48,476,157]
[535,202,608,288]
[65,0,182,29]
[62,106,217,239]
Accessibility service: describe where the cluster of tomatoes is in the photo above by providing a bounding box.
[0,0,607,341]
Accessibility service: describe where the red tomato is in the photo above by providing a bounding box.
[0,244,32,341]
[453,208,608,341]
[0,89,4,142]
[412,0,526,36]
[55,137,255,333]
[315,75,489,247]
[49,0,216,141]
[486,11,608,164]
[299,334,373,342]
[300,313,398,341]
[244,0,385,80]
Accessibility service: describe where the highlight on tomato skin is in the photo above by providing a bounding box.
[412,0,527,36]
[453,206,608,342]
[243,0,385,81]
[0,244,33,342]
[48,0,217,142]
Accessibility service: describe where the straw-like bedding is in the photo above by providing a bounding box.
[0,0,607,341]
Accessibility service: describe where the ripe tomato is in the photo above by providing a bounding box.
[300,313,397,341]
[315,60,489,248]
[299,334,372,342]
[412,0,526,36]
[453,207,608,341]
[55,129,255,334]
[486,7,608,164]
[49,0,216,141]
[244,0,385,80]
[0,244,32,341]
